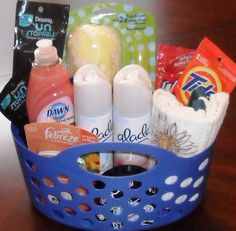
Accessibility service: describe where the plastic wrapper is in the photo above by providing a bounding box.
[64,2,156,86]
[155,44,194,92]
[174,37,236,105]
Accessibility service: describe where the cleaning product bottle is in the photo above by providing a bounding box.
[73,64,112,173]
[26,39,74,124]
[113,64,153,173]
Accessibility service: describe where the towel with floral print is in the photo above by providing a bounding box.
[150,89,229,157]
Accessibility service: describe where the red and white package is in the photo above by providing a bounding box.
[155,44,194,92]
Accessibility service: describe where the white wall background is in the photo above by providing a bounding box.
[0,0,158,79]
[0,0,16,78]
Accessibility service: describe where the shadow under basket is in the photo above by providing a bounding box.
[12,123,214,231]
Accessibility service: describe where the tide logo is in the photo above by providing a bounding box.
[177,66,222,104]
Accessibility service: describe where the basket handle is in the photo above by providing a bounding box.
[56,142,179,165]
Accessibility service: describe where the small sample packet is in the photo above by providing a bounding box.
[174,37,236,105]
[24,122,108,173]
[155,44,194,92]
[64,2,156,86]
[0,1,70,127]
[24,122,98,155]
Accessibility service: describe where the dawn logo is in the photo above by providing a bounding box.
[47,103,70,120]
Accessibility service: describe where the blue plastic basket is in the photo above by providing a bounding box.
[12,124,213,230]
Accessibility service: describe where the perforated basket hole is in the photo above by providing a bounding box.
[165,175,178,185]
[146,187,159,196]
[93,180,105,189]
[53,210,64,219]
[94,197,107,206]
[193,176,204,188]
[57,174,70,184]
[96,213,108,221]
[128,181,142,189]
[79,203,91,212]
[113,152,156,172]
[189,193,200,202]
[43,177,55,187]
[141,219,154,226]
[175,194,188,204]
[48,194,60,204]
[128,197,141,207]
[180,177,193,188]
[143,204,156,213]
[80,219,93,228]
[128,213,139,222]
[76,186,89,196]
[198,158,209,171]
[158,208,171,217]
[61,192,73,201]
[111,190,124,199]
[64,208,76,216]
[110,206,123,215]
[161,192,174,201]
[36,195,46,204]
[31,177,41,188]
[25,160,36,171]
[111,221,123,229]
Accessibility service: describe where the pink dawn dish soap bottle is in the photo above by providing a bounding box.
[26,39,74,124]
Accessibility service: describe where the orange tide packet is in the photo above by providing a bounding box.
[24,122,99,155]
[174,37,236,105]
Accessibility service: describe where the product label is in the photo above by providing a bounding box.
[113,113,151,144]
[174,38,236,105]
[113,113,153,170]
[20,13,57,39]
[37,97,74,124]
[75,112,112,143]
[113,12,147,30]
[0,80,27,111]
[176,66,222,105]
[24,122,99,155]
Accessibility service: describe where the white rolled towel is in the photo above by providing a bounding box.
[150,89,229,157]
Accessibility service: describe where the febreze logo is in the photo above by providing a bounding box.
[179,66,222,104]
[47,103,70,120]
[44,127,79,143]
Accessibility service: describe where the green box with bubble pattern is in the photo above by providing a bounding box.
[63,2,157,87]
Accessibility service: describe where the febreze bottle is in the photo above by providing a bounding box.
[113,64,153,171]
[73,65,113,173]
[26,39,74,124]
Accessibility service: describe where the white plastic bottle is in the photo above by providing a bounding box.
[73,65,112,173]
[113,64,153,171]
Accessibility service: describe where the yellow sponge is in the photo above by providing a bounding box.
[67,24,121,83]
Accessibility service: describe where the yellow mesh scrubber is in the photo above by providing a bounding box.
[66,24,121,83]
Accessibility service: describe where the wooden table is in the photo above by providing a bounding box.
[0,0,235,230]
